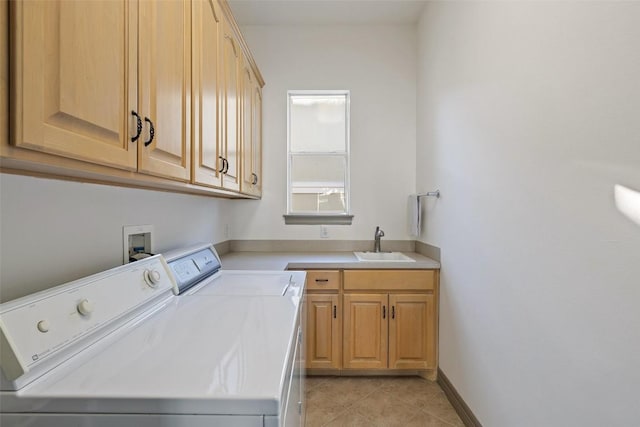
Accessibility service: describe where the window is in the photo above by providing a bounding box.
[285,91,353,225]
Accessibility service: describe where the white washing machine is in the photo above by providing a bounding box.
[163,243,307,426]
[0,253,305,427]
[163,244,306,297]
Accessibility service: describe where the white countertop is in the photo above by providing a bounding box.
[220,251,440,271]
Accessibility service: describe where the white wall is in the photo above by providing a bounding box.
[229,25,417,240]
[0,174,230,302]
[417,2,640,426]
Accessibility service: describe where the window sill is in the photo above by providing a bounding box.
[283,214,354,225]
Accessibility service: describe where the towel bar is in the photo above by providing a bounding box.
[417,190,440,198]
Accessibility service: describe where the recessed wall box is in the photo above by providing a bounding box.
[123,225,154,264]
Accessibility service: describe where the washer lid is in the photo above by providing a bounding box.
[2,295,301,416]
[187,271,306,296]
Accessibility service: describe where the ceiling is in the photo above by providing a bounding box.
[227,0,427,25]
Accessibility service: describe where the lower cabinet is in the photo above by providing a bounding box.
[301,268,439,377]
[305,293,341,369]
[389,293,435,369]
[343,293,435,370]
[343,293,388,369]
[303,270,342,370]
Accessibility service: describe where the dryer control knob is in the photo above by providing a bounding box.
[77,299,93,316]
[144,269,161,287]
[37,320,50,333]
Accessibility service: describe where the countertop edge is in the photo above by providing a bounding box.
[219,251,441,271]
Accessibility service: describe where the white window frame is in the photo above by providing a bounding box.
[284,90,353,225]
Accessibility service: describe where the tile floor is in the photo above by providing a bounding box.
[304,376,464,427]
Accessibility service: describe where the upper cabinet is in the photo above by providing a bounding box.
[3,0,263,198]
[137,0,191,181]
[241,53,262,197]
[10,0,138,170]
[192,0,224,188]
[251,84,263,196]
[220,17,242,192]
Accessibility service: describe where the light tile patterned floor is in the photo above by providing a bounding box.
[304,376,464,427]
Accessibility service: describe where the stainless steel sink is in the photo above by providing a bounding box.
[354,252,415,262]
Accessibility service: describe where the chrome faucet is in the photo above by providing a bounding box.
[373,226,385,253]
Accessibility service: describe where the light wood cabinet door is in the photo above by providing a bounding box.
[389,294,435,370]
[240,58,262,197]
[137,0,191,181]
[305,294,341,370]
[220,19,241,191]
[240,58,252,193]
[11,0,137,170]
[192,0,223,187]
[251,84,263,195]
[343,293,388,369]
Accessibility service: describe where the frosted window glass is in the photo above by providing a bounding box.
[290,95,347,153]
[291,155,345,185]
[291,191,346,213]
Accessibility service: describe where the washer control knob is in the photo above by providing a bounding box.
[37,320,50,333]
[77,299,93,316]
[144,269,161,287]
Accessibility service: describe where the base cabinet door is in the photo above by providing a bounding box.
[343,292,435,371]
[343,293,388,369]
[305,294,341,369]
[389,294,435,369]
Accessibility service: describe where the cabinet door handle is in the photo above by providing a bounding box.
[251,173,258,185]
[144,117,155,147]
[314,278,329,283]
[131,111,142,142]
[383,306,386,319]
[392,305,395,319]
[333,305,337,319]
[219,157,229,174]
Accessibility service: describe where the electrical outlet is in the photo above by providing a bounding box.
[320,225,329,239]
